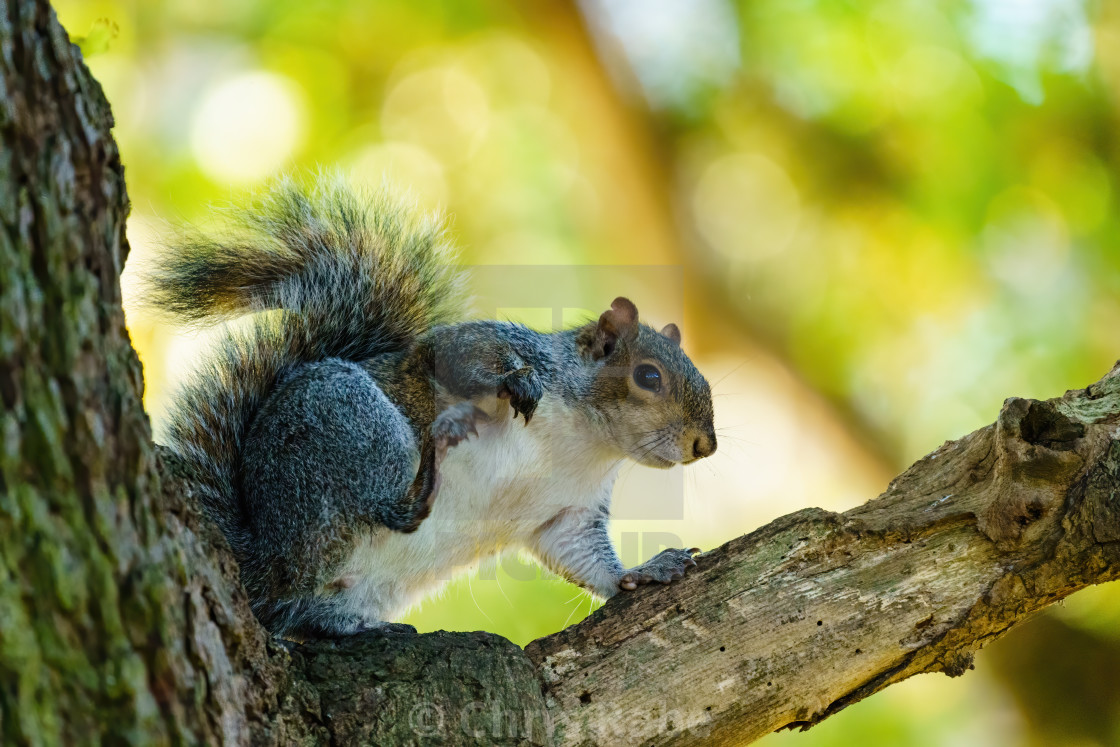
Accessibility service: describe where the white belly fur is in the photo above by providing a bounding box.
[332,393,621,622]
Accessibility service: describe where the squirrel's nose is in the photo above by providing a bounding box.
[692,431,717,460]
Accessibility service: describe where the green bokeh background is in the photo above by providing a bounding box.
[55,0,1120,744]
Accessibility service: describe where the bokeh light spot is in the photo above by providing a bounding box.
[693,153,801,263]
[190,71,306,184]
[381,65,491,163]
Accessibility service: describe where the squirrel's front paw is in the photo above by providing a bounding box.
[618,547,700,591]
[498,366,543,424]
[432,402,490,454]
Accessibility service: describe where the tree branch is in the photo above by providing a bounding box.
[523,373,1120,744]
[267,366,1120,746]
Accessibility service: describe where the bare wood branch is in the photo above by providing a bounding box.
[524,367,1120,745]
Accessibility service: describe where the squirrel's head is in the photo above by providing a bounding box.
[575,297,716,468]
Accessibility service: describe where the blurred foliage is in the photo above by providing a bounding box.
[71,17,118,57]
[608,0,1120,463]
[53,0,1120,744]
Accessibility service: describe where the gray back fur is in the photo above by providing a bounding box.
[145,175,468,552]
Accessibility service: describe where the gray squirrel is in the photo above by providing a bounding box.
[148,175,717,640]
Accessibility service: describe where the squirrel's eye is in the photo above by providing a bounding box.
[633,364,662,392]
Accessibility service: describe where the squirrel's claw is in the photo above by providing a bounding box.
[432,402,488,450]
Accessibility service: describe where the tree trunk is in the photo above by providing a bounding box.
[0,1,290,743]
[3,2,1119,745]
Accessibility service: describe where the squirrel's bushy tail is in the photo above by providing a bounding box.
[147,175,467,551]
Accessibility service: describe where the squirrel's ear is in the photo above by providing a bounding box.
[660,323,681,346]
[585,297,639,359]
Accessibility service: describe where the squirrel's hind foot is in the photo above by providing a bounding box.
[355,621,417,636]
[266,596,413,641]
[275,614,417,642]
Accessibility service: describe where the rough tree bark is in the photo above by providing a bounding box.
[3,2,1119,745]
